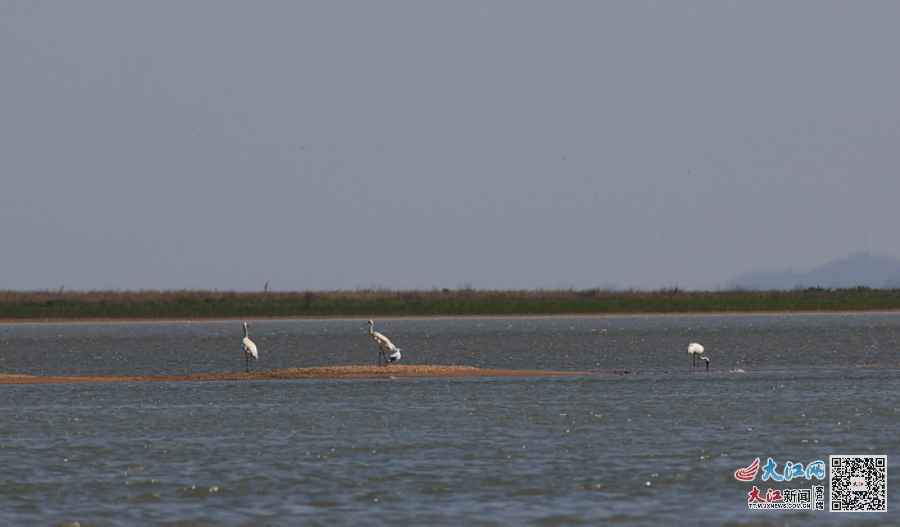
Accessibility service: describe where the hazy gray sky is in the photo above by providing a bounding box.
[2,2,899,292]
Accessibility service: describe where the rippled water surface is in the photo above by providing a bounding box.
[1,314,898,526]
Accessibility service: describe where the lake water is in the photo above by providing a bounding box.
[1,314,898,526]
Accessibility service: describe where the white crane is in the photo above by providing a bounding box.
[364,319,401,366]
[242,322,258,372]
[688,342,709,372]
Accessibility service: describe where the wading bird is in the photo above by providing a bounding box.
[242,322,258,372]
[364,319,401,366]
[688,342,709,372]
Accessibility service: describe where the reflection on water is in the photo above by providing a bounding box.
[1,314,898,525]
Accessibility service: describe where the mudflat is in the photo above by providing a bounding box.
[0,365,605,385]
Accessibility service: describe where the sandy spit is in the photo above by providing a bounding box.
[0,365,608,385]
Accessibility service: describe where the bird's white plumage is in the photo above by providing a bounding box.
[385,347,402,364]
[242,322,258,372]
[687,342,709,372]
[243,336,258,359]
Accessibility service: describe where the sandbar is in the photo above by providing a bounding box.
[0,365,607,385]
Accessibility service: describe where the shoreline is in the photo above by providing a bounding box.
[0,365,607,385]
[3,289,899,321]
[2,310,900,325]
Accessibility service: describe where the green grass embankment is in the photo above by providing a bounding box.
[1,288,899,320]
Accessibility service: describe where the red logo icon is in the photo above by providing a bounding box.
[735,458,760,481]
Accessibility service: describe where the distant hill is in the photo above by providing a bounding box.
[726,252,900,291]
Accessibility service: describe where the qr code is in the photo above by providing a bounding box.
[830,455,886,512]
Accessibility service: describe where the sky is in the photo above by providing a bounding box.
[2,1,899,292]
